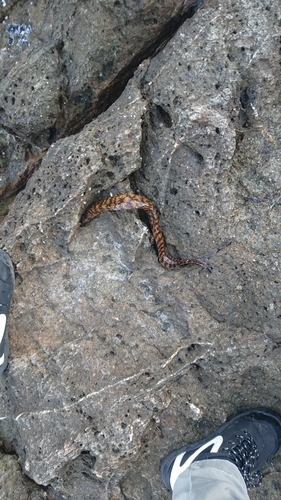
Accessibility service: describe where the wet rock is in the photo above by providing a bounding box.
[120,470,153,499]
[0,0,202,198]
[0,451,46,499]
[46,452,108,500]
[0,0,281,499]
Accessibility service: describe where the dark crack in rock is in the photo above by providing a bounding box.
[0,0,204,199]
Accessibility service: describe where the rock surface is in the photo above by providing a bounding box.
[1,0,281,499]
[0,0,202,199]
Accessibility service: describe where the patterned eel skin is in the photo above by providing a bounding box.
[81,193,211,272]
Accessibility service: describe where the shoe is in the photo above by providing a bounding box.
[161,408,281,491]
[0,250,15,373]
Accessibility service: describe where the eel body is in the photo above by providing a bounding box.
[81,193,211,272]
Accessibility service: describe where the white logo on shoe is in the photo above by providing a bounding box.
[170,435,224,490]
[0,314,7,344]
[0,353,4,366]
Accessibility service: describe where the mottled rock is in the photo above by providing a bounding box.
[0,0,202,199]
[0,0,281,499]
[135,0,281,342]
[0,451,46,500]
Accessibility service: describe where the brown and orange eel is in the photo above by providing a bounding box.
[81,193,211,272]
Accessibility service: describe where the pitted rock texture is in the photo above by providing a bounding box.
[1,0,281,499]
[0,0,202,199]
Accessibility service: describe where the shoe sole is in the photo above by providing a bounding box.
[160,407,281,491]
[0,250,15,374]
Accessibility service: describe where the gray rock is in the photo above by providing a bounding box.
[0,0,201,198]
[0,0,281,499]
[0,451,46,499]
